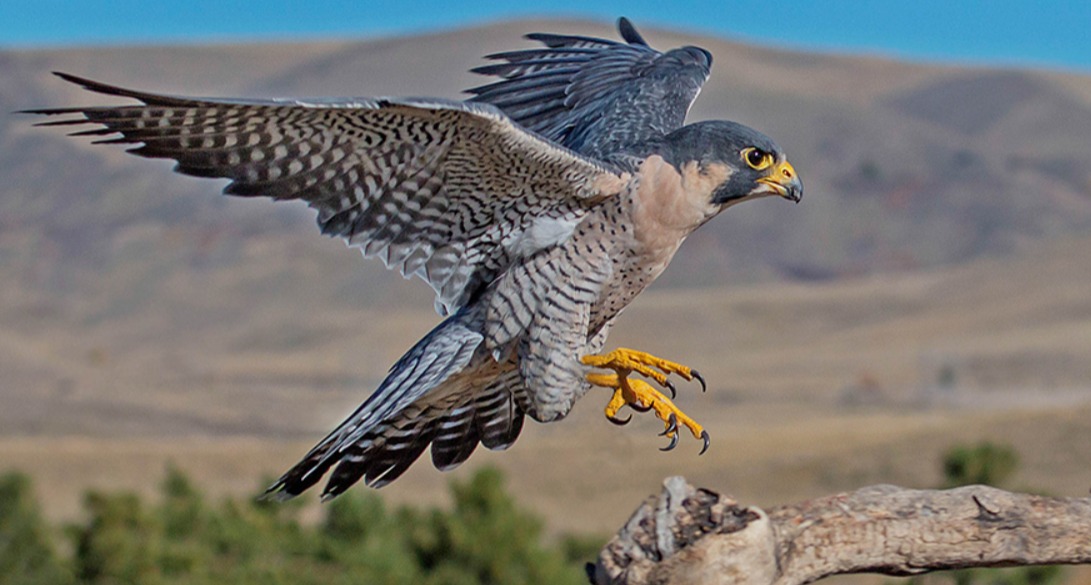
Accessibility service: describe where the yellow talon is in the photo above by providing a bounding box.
[582,348,702,388]
[582,348,710,454]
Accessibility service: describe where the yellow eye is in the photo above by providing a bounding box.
[743,147,773,170]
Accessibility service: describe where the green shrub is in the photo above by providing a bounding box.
[0,466,592,585]
[0,472,72,585]
[941,442,1018,488]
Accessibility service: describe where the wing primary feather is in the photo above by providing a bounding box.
[617,17,649,46]
[525,32,620,49]
[481,47,599,61]
[27,116,94,126]
[470,60,587,77]
[479,86,569,110]
[468,77,570,99]
[49,71,194,106]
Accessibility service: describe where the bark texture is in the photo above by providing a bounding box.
[591,477,1091,585]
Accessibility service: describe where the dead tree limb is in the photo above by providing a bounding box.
[591,477,1091,585]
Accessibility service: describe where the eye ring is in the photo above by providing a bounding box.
[742,147,773,171]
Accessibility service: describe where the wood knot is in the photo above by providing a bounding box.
[972,494,1001,518]
[592,477,762,584]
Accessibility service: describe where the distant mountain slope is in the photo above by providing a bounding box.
[3,22,1090,528]
[2,18,1090,318]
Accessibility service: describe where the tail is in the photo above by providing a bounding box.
[262,313,527,500]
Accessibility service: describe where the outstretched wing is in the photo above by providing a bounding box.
[466,17,711,160]
[26,72,626,315]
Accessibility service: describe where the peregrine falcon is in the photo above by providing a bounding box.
[25,18,802,499]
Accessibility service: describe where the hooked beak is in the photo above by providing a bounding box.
[755,160,803,203]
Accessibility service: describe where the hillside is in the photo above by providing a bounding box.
[1,19,1090,533]
[1,232,1089,530]
[3,19,1091,303]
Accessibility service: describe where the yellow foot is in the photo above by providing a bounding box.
[582,348,710,454]
[582,348,706,393]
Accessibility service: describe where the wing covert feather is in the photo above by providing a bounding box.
[27,72,626,314]
[467,17,711,159]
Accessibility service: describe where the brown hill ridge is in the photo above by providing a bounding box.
[3,19,1091,298]
[2,18,1090,436]
[1,20,1090,528]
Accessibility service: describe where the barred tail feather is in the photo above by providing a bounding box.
[262,313,529,500]
[262,314,484,500]
[475,369,526,450]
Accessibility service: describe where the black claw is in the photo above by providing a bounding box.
[691,370,707,392]
[607,412,632,426]
[659,413,678,437]
[663,379,677,399]
[699,430,711,455]
[630,400,652,413]
[660,432,679,452]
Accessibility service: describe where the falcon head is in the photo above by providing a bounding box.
[664,120,802,205]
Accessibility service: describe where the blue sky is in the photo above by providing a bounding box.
[2,0,1090,73]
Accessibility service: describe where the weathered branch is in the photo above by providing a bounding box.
[591,477,1091,585]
